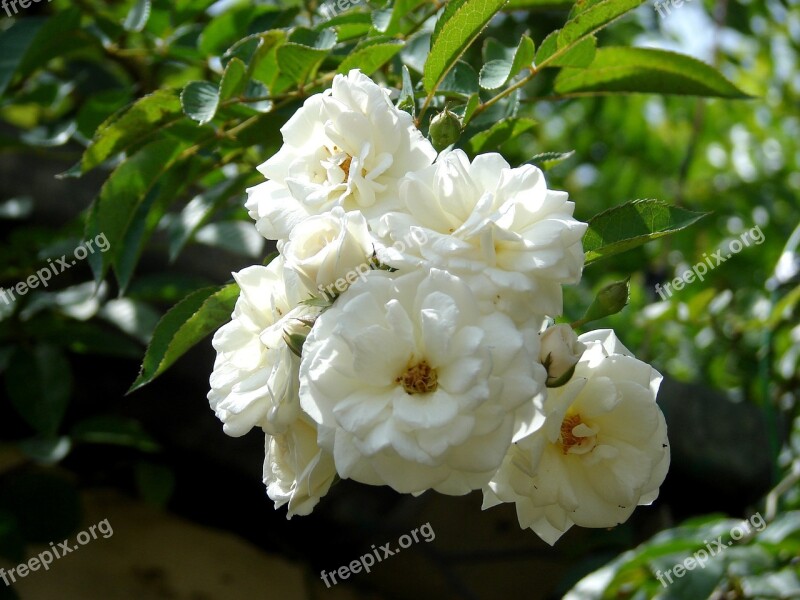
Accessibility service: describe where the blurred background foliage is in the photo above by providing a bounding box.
[0,0,798,598]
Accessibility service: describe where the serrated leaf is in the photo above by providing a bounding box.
[123,0,151,32]
[88,138,185,282]
[249,30,286,89]
[5,345,72,436]
[338,41,403,74]
[129,283,240,393]
[528,149,575,169]
[554,47,752,98]
[277,43,331,86]
[372,8,393,32]
[535,0,644,68]
[464,117,536,155]
[81,89,183,172]
[583,199,708,264]
[219,57,248,101]
[423,0,508,94]
[113,160,200,293]
[509,34,536,78]
[480,59,512,90]
[557,0,644,48]
[181,81,220,124]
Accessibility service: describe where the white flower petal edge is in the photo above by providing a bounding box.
[245,69,436,241]
[298,268,547,496]
[208,256,315,437]
[377,149,587,320]
[483,329,670,545]
[264,415,337,519]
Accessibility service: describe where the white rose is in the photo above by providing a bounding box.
[282,207,373,297]
[376,149,587,320]
[264,415,337,518]
[539,324,586,387]
[483,329,670,545]
[208,256,316,437]
[245,69,436,241]
[298,268,546,496]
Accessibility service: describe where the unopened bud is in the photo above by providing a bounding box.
[429,109,462,152]
[540,324,586,387]
[581,277,630,324]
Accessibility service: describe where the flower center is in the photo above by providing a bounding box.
[340,155,353,179]
[397,360,438,395]
[559,413,597,455]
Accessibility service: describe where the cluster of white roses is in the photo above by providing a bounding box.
[208,70,670,544]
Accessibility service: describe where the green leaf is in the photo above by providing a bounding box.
[167,174,252,261]
[535,0,644,68]
[5,345,72,437]
[81,89,183,172]
[479,59,512,90]
[71,416,160,452]
[554,47,752,98]
[557,0,644,48]
[528,149,575,169]
[461,93,480,125]
[89,138,186,282]
[123,0,152,32]
[181,81,220,124]
[277,31,336,86]
[397,64,416,117]
[439,60,479,96]
[249,30,287,89]
[548,34,596,67]
[386,0,429,35]
[506,0,572,6]
[464,117,536,155]
[508,34,536,78]
[423,0,508,94]
[199,5,259,56]
[583,199,708,265]
[17,8,84,81]
[129,283,240,393]
[0,18,45,98]
[317,13,373,41]
[113,159,200,293]
[338,41,404,74]
[219,57,248,101]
